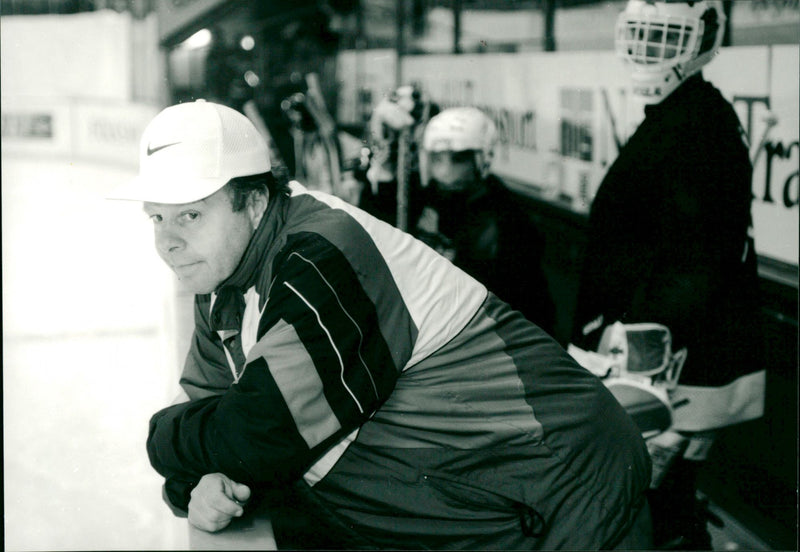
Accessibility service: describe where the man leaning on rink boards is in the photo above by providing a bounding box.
[109,99,653,550]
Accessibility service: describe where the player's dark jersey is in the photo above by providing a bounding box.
[572,74,763,431]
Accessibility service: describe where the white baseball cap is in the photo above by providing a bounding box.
[108,99,271,204]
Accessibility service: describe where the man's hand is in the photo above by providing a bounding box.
[188,473,251,532]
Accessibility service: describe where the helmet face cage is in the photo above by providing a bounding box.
[615,10,701,71]
[614,0,725,100]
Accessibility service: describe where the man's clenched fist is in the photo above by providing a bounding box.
[188,473,251,532]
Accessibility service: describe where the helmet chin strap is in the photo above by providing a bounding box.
[631,72,681,104]
[630,64,696,104]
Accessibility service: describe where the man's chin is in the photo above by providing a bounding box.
[175,275,216,295]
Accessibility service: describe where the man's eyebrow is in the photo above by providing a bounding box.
[142,204,169,216]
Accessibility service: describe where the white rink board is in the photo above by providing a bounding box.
[337,45,799,267]
[0,11,133,101]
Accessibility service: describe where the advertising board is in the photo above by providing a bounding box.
[337,45,799,268]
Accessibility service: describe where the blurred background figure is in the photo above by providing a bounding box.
[280,72,360,201]
[415,107,556,334]
[570,1,765,548]
[358,84,437,227]
[358,95,555,334]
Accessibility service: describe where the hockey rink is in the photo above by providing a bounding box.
[1,155,772,551]
[2,157,194,550]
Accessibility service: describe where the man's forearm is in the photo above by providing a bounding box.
[147,377,320,489]
[163,476,195,513]
[147,398,220,481]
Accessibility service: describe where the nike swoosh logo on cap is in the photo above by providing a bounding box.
[146,141,181,156]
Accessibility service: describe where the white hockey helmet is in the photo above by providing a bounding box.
[421,107,497,185]
[615,0,726,102]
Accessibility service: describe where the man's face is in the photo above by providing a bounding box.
[143,188,260,294]
[429,150,478,193]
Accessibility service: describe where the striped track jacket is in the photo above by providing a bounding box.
[147,182,651,549]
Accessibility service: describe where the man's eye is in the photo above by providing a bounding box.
[149,214,163,223]
[181,212,200,222]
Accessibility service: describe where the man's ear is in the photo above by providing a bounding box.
[246,190,269,229]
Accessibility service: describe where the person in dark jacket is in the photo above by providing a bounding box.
[110,99,652,550]
[571,1,765,548]
[415,107,556,335]
[361,100,556,335]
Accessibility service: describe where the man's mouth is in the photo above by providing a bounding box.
[173,261,201,272]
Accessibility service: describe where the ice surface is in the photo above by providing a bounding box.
[3,157,192,550]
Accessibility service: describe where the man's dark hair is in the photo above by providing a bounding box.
[226,168,291,212]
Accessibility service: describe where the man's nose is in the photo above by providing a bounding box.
[155,225,185,255]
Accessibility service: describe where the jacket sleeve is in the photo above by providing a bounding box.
[147,233,407,504]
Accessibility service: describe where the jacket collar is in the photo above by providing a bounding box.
[217,191,289,292]
[209,191,290,332]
